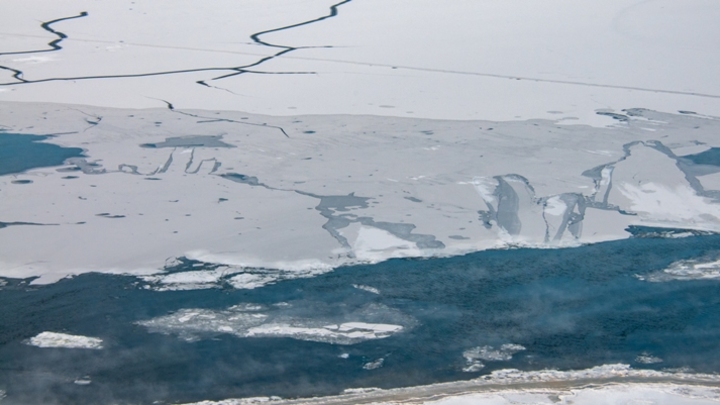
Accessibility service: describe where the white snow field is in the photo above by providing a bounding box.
[1,0,719,125]
[2,1,720,403]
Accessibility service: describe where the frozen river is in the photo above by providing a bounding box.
[2,1,720,404]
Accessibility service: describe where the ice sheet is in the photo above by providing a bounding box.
[2,1,720,125]
[2,106,720,285]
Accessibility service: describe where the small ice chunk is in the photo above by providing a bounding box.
[226,273,277,289]
[353,284,380,294]
[636,352,663,364]
[463,343,525,370]
[463,361,485,372]
[26,332,103,349]
[363,358,384,370]
[642,258,720,282]
[342,387,381,394]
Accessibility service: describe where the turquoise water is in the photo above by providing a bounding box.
[0,132,84,176]
[1,233,720,404]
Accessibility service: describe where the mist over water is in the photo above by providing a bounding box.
[2,233,720,404]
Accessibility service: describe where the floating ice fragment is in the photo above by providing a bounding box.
[353,284,380,294]
[463,344,526,362]
[74,378,92,385]
[26,332,103,349]
[463,362,485,373]
[138,303,408,345]
[363,358,384,370]
[636,352,663,364]
[641,258,720,282]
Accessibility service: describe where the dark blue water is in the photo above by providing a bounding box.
[682,147,720,166]
[0,132,84,176]
[1,234,720,404]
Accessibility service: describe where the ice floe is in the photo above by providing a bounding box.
[462,344,526,373]
[25,332,103,349]
[2,106,720,285]
[635,352,663,365]
[639,258,720,282]
[136,258,332,292]
[73,377,92,385]
[138,302,412,345]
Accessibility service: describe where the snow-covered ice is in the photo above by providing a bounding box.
[2,0,720,285]
[639,258,720,282]
[137,302,411,345]
[25,331,103,349]
[2,106,720,286]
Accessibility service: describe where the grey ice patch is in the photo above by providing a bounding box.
[356,218,445,249]
[582,164,614,206]
[64,158,106,174]
[596,111,629,122]
[220,173,269,188]
[541,193,586,242]
[118,164,140,174]
[494,177,522,235]
[302,192,371,213]
[633,140,720,200]
[297,191,444,250]
[353,284,380,294]
[477,175,537,236]
[140,135,235,149]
